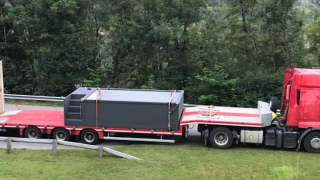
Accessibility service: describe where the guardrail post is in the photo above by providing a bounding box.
[52,139,57,156]
[6,137,11,154]
[98,146,103,158]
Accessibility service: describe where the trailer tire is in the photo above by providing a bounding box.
[303,131,320,153]
[269,97,278,114]
[52,128,70,141]
[209,127,233,149]
[81,129,99,145]
[24,126,42,139]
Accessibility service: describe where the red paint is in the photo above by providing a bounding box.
[283,68,320,128]
[183,111,259,117]
[0,110,183,137]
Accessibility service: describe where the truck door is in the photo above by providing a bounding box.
[299,88,320,122]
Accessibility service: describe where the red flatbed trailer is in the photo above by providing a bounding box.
[1,67,320,153]
[0,110,184,143]
[0,101,271,144]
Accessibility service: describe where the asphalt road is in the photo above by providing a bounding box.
[0,104,201,150]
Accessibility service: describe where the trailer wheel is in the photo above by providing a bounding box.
[25,126,42,139]
[52,128,70,141]
[81,129,98,145]
[209,127,233,149]
[303,131,320,153]
[269,97,278,114]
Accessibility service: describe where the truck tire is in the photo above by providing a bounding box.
[269,97,278,114]
[303,131,320,153]
[52,128,70,141]
[81,129,99,145]
[209,127,233,149]
[25,126,42,139]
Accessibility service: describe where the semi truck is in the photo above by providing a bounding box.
[0,67,320,153]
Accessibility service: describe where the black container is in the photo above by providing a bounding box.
[283,132,298,148]
[64,87,184,131]
[265,127,276,146]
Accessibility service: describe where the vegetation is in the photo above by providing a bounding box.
[1,0,320,107]
[1,142,320,180]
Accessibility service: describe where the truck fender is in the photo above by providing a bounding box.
[296,128,320,151]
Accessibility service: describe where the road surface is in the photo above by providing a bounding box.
[1,104,201,150]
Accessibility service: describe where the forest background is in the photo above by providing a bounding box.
[1,0,319,107]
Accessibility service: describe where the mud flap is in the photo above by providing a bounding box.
[203,129,209,146]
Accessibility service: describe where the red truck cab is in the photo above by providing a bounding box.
[281,68,320,128]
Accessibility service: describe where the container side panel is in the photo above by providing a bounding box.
[97,102,180,131]
[64,94,71,122]
[100,89,183,103]
[77,101,96,126]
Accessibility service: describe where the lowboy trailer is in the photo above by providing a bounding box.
[0,67,320,153]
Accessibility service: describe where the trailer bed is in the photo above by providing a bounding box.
[0,110,65,127]
[0,110,183,136]
[181,101,272,127]
[0,101,272,141]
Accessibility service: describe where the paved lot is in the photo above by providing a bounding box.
[1,104,201,150]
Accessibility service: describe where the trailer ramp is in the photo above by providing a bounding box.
[181,101,273,127]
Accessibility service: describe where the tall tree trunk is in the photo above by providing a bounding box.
[239,0,249,61]
[271,24,276,68]
[283,7,291,66]
[182,23,188,88]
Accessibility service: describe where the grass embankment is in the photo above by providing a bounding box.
[0,142,319,180]
[5,99,63,107]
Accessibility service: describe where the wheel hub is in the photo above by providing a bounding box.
[214,132,228,146]
[84,133,94,143]
[28,130,38,138]
[57,132,66,140]
[310,137,320,149]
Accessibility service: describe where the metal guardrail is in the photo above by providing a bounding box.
[4,94,65,102]
[0,136,142,160]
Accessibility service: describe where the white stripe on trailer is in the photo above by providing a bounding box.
[64,128,182,135]
[0,110,22,116]
[0,118,8,123]
[103,136,175,143]
[2,125,26,128]
[185,106,259,114]
[101,129,182,135]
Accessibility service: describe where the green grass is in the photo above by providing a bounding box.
[1,142,320,180]
[5,99,63,107]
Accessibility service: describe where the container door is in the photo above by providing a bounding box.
[299,88,320,122]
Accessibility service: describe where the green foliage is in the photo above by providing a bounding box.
[1,144,320,179]
[1,0,319,107]
[187,66,237,106]
[235,68,284,107]
[83,66,108,87]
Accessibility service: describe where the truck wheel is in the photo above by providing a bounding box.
[209,127,233,149]
[25,126,42,139]
[269,97,278,113]
[81,129,98,145]
[303,131,320,153]
[52,128,70,141]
